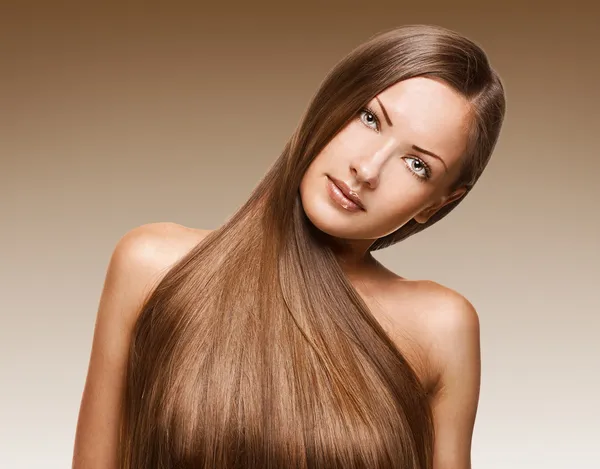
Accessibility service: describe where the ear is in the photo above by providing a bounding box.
[413,186,469,224]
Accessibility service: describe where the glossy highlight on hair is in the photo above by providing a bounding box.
[119,24,505,469]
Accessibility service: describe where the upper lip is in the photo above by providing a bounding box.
[328,176,366,210]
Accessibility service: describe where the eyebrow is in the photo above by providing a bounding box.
[411,145,448,173]
[374,96,449,173]
[374,96,394,127]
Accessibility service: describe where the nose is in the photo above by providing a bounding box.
[350,138,396,189]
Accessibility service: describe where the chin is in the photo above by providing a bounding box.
[299,194,372,240]
[299,172,378,240]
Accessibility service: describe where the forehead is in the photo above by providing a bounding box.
[375,77,471,169]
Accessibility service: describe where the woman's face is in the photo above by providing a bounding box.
[299,76,472,241]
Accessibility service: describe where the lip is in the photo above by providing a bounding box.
[327,175,366,211]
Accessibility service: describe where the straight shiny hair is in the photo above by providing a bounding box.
[119,24,505,469]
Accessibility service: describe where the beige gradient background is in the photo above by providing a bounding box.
[1,1,599,468]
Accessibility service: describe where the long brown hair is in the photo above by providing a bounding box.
[120,24,505,469]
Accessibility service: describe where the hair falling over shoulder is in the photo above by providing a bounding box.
[119,24,505,469]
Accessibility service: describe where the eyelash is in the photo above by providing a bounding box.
[358,107,432,182]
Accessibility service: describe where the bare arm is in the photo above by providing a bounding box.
[429,292,482,469]
[72,222,202,469]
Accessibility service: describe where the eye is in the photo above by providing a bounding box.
[403,156,432,181]
[358,107,380,132]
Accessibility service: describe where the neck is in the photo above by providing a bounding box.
[333,242,379,279]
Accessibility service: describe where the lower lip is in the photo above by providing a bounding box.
[326,177,363,212]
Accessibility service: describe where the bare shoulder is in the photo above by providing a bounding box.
[419,280,480,392]
[384,277,479,331]
[385,278,481,393]
[73,222,212,468]
[114,222,210,271]
[106,222,211,326]
[402,279,479,327]
[399,281,482,466]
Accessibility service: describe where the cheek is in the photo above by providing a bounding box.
[299,158,324,211]
[334,123,367,155]
[372,182,434,220]
[300,153,323,192]
[307,120,372,175]
[299,139,345,191]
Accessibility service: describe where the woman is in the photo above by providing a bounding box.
[73,24,506,469]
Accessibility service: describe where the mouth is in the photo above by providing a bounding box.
[326,175,366,212]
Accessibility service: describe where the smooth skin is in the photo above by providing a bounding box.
[73,77,481,469]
